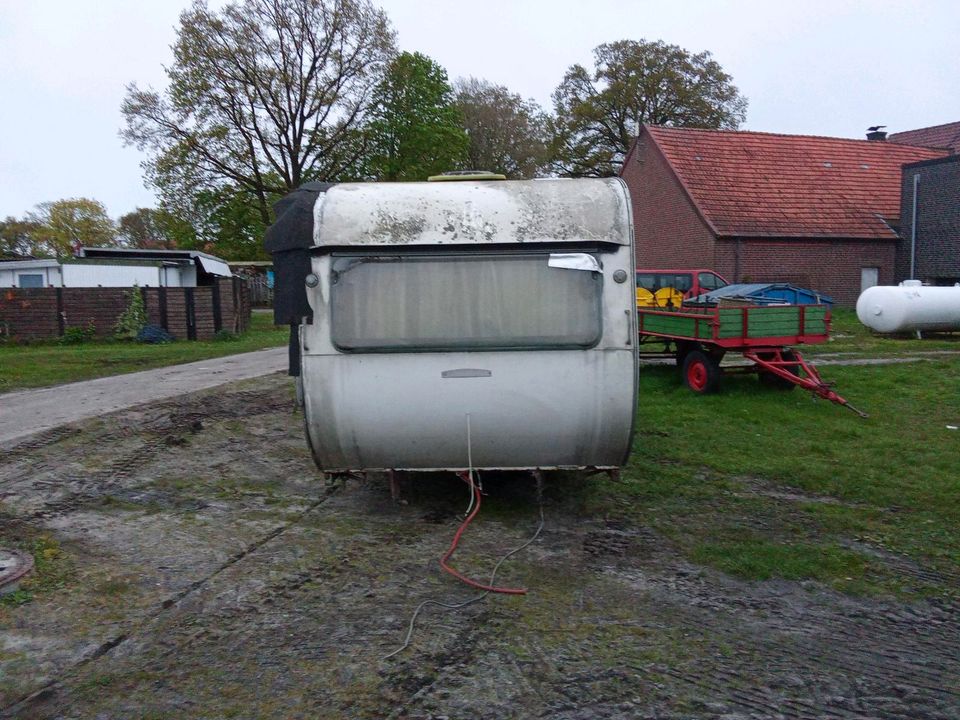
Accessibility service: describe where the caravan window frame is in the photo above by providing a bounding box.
[328,250,605,353]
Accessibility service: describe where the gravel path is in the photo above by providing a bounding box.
[0,347,286,446]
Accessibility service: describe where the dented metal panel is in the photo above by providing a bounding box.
[312,178,631,248]
[301,349,635,471]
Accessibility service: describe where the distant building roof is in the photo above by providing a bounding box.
[633,125,948,239]
[0,259,60,269]
[889,121,960,153]
[78,247,232,277]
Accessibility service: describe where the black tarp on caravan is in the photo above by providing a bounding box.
[264,181,334,375]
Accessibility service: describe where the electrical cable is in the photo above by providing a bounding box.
[439,478,527,594]
[382,473,545,660]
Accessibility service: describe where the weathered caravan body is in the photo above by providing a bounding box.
[267,178,638,474]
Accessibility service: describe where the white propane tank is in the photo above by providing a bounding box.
[856,280,960,333]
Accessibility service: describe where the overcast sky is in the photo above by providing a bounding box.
[1,0,958,220]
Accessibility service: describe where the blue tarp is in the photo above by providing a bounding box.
[689,283,833,306]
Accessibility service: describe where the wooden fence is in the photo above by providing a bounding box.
[0,277,250,342]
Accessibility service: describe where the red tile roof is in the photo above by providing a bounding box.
[889,121,960,153]
[639,125,947,239]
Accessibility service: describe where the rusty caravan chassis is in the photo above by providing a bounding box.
[265,175,639,486]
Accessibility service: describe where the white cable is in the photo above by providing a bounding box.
[464,413,475,517]
[383,474,546,660]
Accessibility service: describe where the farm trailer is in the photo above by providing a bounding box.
[637,303,866,416]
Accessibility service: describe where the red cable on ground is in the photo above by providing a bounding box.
[439,479,528,595]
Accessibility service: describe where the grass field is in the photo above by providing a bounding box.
[610,355,960,597]
[0,311,287,394]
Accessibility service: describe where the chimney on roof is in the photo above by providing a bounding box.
[866,125,887,141]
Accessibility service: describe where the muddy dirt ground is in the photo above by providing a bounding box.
[1,374,958,719]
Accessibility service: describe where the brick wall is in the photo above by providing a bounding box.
[62,288,130,337]
[714,238,896,306]
[0,288,59,341]
[0,277,250,342]
[621,129,717,268]
[897,156,960,282]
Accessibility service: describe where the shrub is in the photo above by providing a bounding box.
[59,323,96,345]
[114,286,147,340]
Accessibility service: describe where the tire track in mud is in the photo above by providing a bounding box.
[655,664,853,720]
[598,541,960,719]
[0,480,343,719]
[1,426,80,459]
[1,387,295,520]
[1,381,314,717]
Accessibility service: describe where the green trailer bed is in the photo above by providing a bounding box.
[637,304,829,347]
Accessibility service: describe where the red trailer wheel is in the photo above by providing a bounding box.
[682,350,720,394]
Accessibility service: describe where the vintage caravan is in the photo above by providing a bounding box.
[266,176,638,475]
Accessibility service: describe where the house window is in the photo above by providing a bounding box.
[17,273,44,288]
[860,267,879,292]
[330,253,603,352]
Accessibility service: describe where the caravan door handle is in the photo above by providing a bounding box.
[441,369,492,378]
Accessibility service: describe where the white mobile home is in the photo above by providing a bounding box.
[0,249,233,289]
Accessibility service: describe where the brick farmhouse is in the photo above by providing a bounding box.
[621,124,948,305]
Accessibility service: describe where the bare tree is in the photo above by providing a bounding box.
[454,78,549,179]
[121,0,396,225]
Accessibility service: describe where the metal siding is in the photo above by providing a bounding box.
[302,349,634,470]
[62,264,161,287]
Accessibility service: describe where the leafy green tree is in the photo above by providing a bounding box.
[193,187,272,260]
[550,39,748,177]
[121,0,396,225]
[364,52,468,181]
[152,186,272,261]
[29,198,116,258]
[454,77,550,178]
[0,216,43,258]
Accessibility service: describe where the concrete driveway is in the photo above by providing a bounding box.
[0,346,287,447]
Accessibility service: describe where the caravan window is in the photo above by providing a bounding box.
[330,253,602,352]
